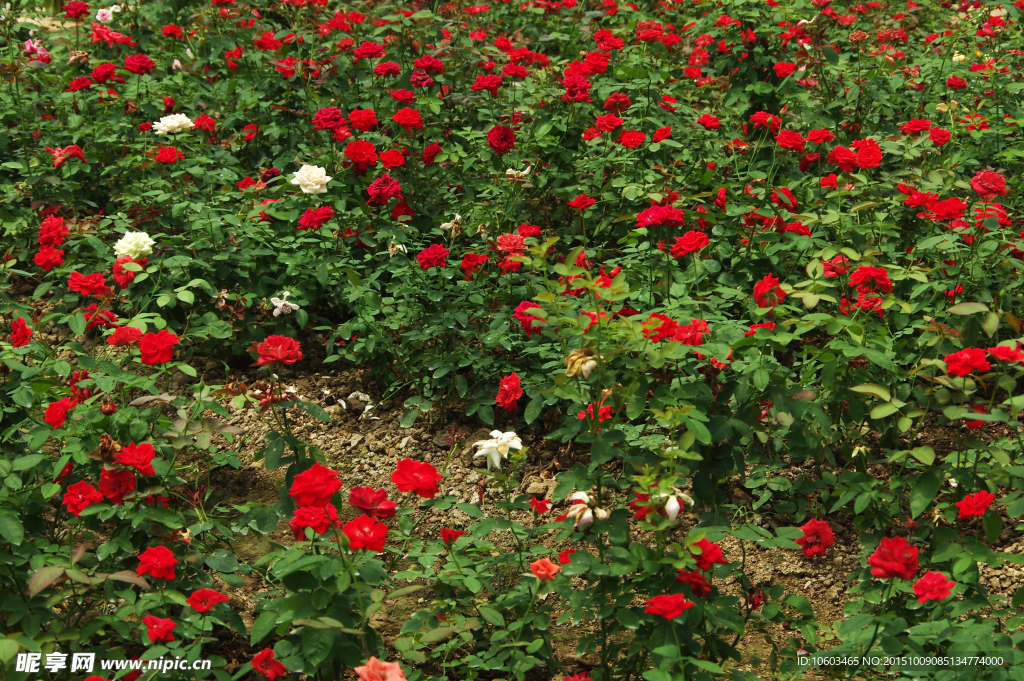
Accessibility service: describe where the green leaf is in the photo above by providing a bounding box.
[205,549,239,573]
[400,408,419,428]
[176,290,195,305]
[870,403,898,419]
[251,611,278,645]
[0,513,24,545]
[456,502,484,519]
[302,626,334,667]
[420,626,457,643]
[910,446,936,466]
[524,395,544,424]
[948,302,989,316]
[477,606,505,627]
[984,512,1002,545]
[911,470,942,519]
[68,314,87,336]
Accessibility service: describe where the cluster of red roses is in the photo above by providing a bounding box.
[61,441,158,515]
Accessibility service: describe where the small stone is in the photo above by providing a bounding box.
[349,434,364,448]
[399,436,412,450]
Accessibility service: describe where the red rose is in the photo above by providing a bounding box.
[143,616,176,643]
[512,301,544,337]
[847,265,892,294]
[136,545,177,580]
[773,61,796,78]
[559,549,575,564]
[808,129,835,144]
[124,54,156,75]
[530,557,561,580]
[696,114,720,130]
[107,326,143,346]
[381,149,405,169]
[440,528,465,545]
[675,569,712,597]
[422,142,442,166]
[929,127,951,146]
[460,253,490,280]
[155,147,183,164]
[852,138,882,169]
[256,335,302,365]
[98,467,136,505]
[312,106,347,131]
[348,487,397,518]
[112,256,147,288]
[900,119,933,135]
[670,231,709,258]
[344,140,378,175]
[252,650,287,681]
[187,588,230,613]
[745,322,777,336]
[946,75,967,89]
[417,244,449,270]
[343,513,388,551]
[970,170,1008,199]
[568,195,596,211]
[750,111,781,133]
[392,107,423,130]
[297,206,335,231]
[495,372,523,411]
[775,130,805,153]
[290,504,341,539]
[11,317,32,347]
[391,458,444,498]
[63,1,89,19]
[487,125,516,155]
[366,174,403,205]
[34,246,65,271]
[349,108,377,132]
[867,536,918,580]
[795,518,835,557]
[603,92,631,113]
[944,348,991,377]
[988,345,1024,364]
[616,130,645,147]
[137,329,179,365]
[913,571,955,603]
[753,274,787,308]
[68,272,111,297]
[45,396,76,429]
[644,593,694,619]
[63,480,104,517]
[955,490,995,519]
[117,442,156,476]
[689,538,727,570]
[289,462,342,507]
[653,126,671,143]
[530,497,550,514]
[471,74,503,97]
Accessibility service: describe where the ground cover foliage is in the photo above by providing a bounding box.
[3,0,1024,678]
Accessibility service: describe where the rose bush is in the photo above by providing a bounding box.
[3,0,1024,678]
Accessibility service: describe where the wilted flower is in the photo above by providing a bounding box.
[473,430,523,470]
[505,165,531,182]
[565,348,599,378]
[439,214,462,237]
[153,113,193,134]
[113,231,156,259]
[290,164,332,194]
[270,291,300,317]
[388,242,407,257]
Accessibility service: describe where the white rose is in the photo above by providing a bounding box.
[290,164,332,194]
[153,113,194,135]
[95,8,113,22]
[113,231,156,260]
